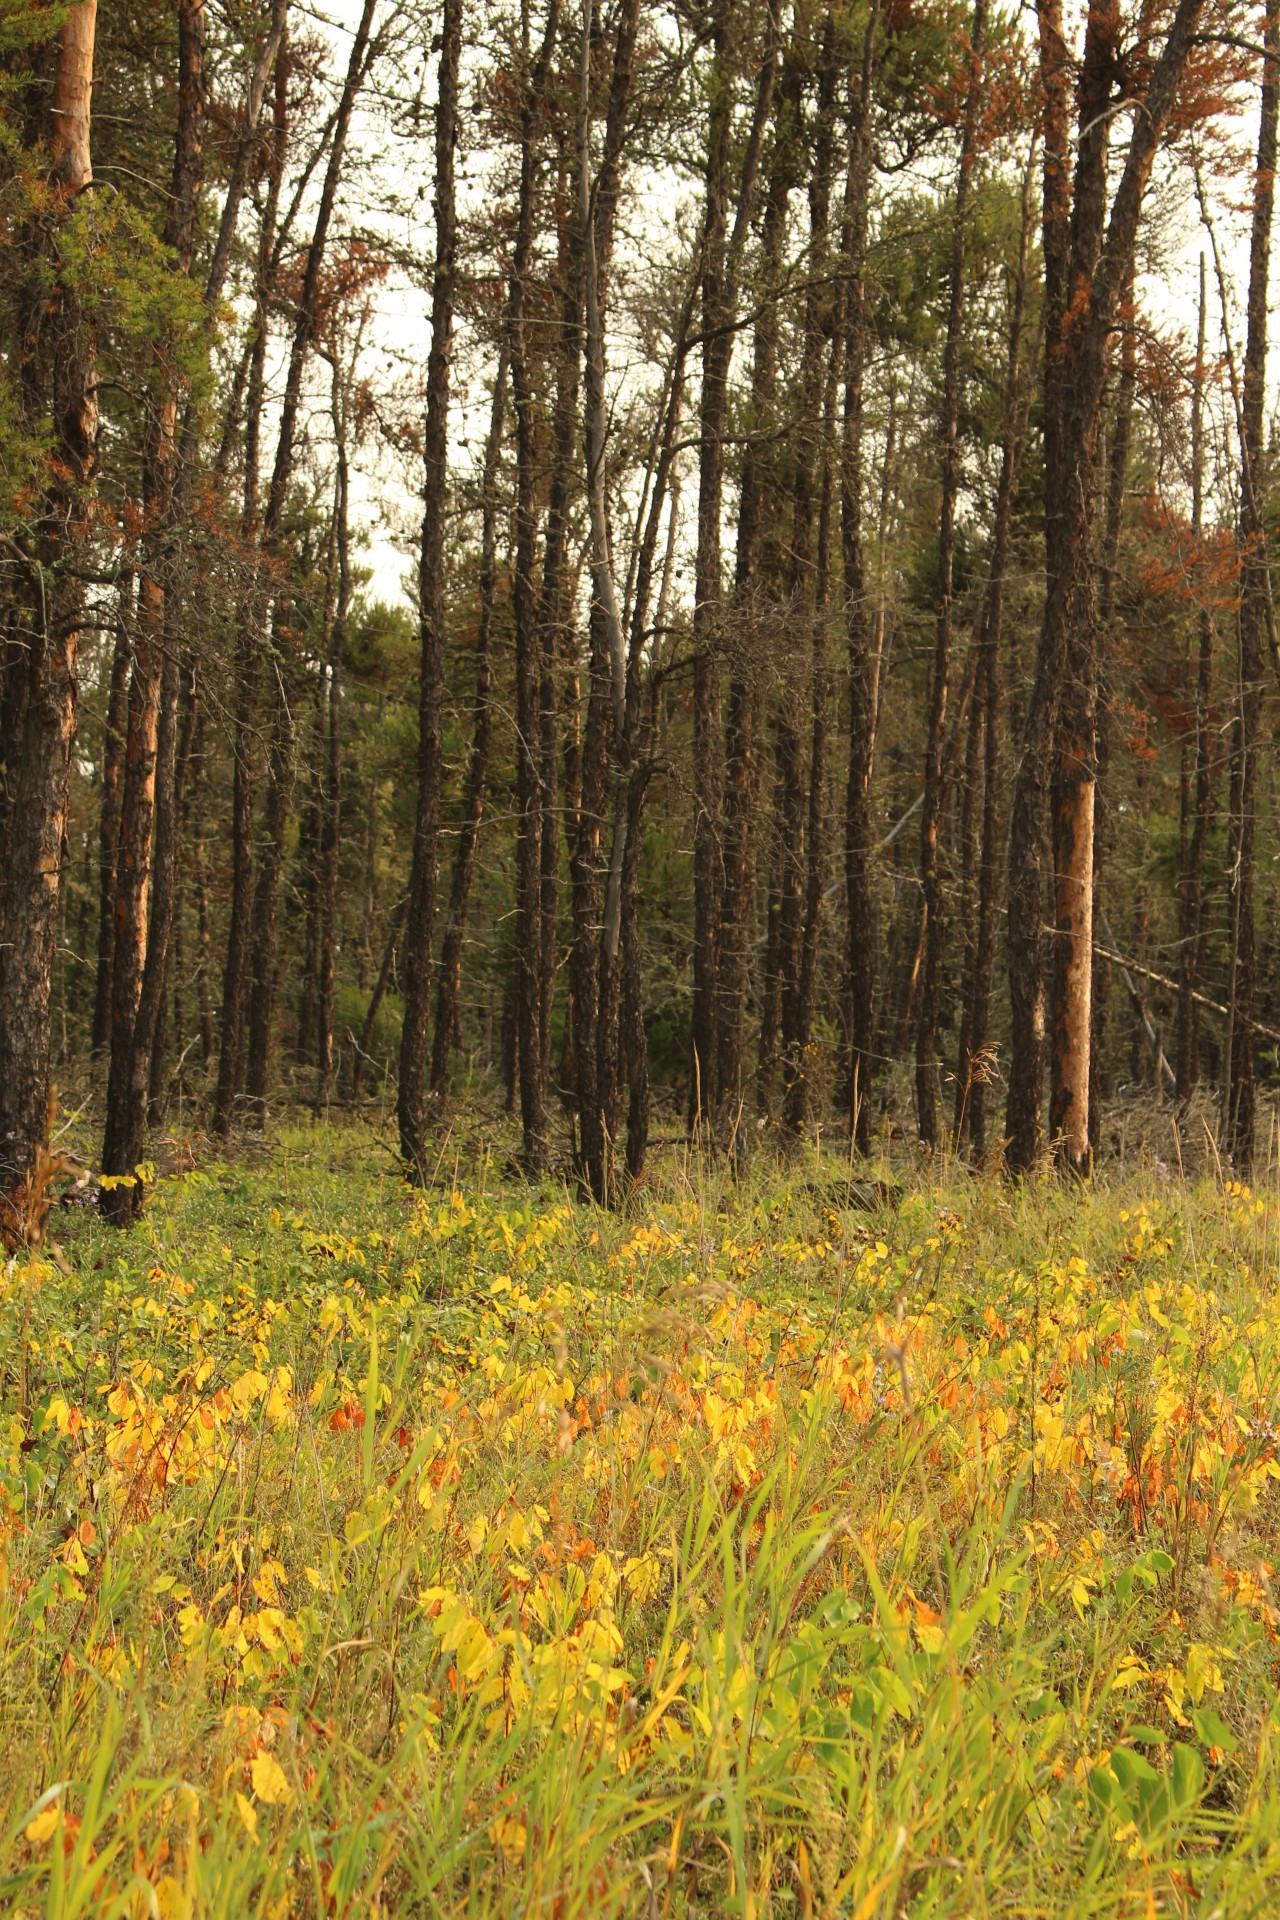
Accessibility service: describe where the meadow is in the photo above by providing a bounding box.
[5,1130,1280,1916]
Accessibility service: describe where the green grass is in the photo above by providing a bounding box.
[4,1124,1280,1914]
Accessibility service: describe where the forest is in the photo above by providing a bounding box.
[3,0,1280,1229]
[12,3,1280,1915]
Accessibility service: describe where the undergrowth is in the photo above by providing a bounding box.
[3,1128,1280,1914]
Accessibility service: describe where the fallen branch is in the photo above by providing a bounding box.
[1092,942,1280,1048]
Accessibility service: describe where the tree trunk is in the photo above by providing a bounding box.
[841,4,880,1157]
[101,0,206,1224]
[505,3,560,1168]
[690,2,779,1133]
[954,151,1034,1154]
[317,358,353,1106]
[718,35,802,1132]
[1175,255,1214,1100]
[914,0,985,1148]
[431,353,506,1102]
[240,0,376,1128]
[212,39,289,1135]
[1006,0,1204,1173]
[1225,2,1278,1169]
[782,20,839,1136]
[0,1,99,1246]
[92,583,132,1058]
[401,0,460,1167]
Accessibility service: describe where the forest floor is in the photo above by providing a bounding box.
[5,1124,1280,1915]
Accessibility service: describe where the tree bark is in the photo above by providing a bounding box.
[954,150,1035,1155]
[508,1,561,1168]
[841,3,880,1157]
[690,1,779,1132]
[1225,1,1278,1169]
[0,1,99,1246]
[244,0,377,1126]
[317,357,354,1105]
[101,0,206,1224]
[431,353,507,1102]
[914,0,985,1148]
[1005,0,1204,1173]
[212,38,289,1135]
[1175,255,1215,1100]
[92,583,132,1058]
[397,0,461,1176]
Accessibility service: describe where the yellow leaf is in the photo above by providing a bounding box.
[155,1873,190,1919]
[25,1804,60,1845]
[251,1752,292,1806]
[235,1790,258,1838]
[489,1814,527,1863]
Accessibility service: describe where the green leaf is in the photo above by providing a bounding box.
[1172,1743,1206,1807]
[1192,1707,1239,1755]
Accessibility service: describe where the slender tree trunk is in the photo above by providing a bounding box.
[690,3,779,1132]
[841,5,880,1157]
[92,584,132,1058]
[1006,0,1203,1172]
[145,660,198,1124]
[538,145,583,1099]
[690,0,734,1130]
[352,896,406,1098]
[1086,267,1137,1153]
[1175,255,1214,1099]
[317,359,353,1105]
[509,2,560,1168]
[396,0,460,1175]
[212,40,288,1135]
[243,0,376,1126]
[783,33,841,1136]
[1226,2,1279,1168]
[0,1,99,1245]
[432,353,506,1099]
[717,36,802,1132]
[915,0,985,1147]
[954,151,1035,1154]
[102,0,206,1222]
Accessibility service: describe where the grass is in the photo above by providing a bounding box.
[4,1123,1280,1914]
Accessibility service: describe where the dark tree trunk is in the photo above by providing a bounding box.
[1225,3,1278,1169]
[353,896,407,1099]
[841,5,880,1157]
[397,0,461,1173]
[783,27,841,1136]
[212,40,289,1136]
[1175,256,1214,1100]
[508,2,560,1169]
[1006,0,1204,1173]
[0,2,99,1245]
[101,0,206,1223]
[432,352,507,1102]
[718,36,802,1131]
[691,3,779,1132]
[145,660,198,1125]
[242,0,376,1129]
[954,154,1034,1155]
[1087,267,1137,1154]
[914,0,985,1148]
[93,585,132,1058]
[317,361,353,1106]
